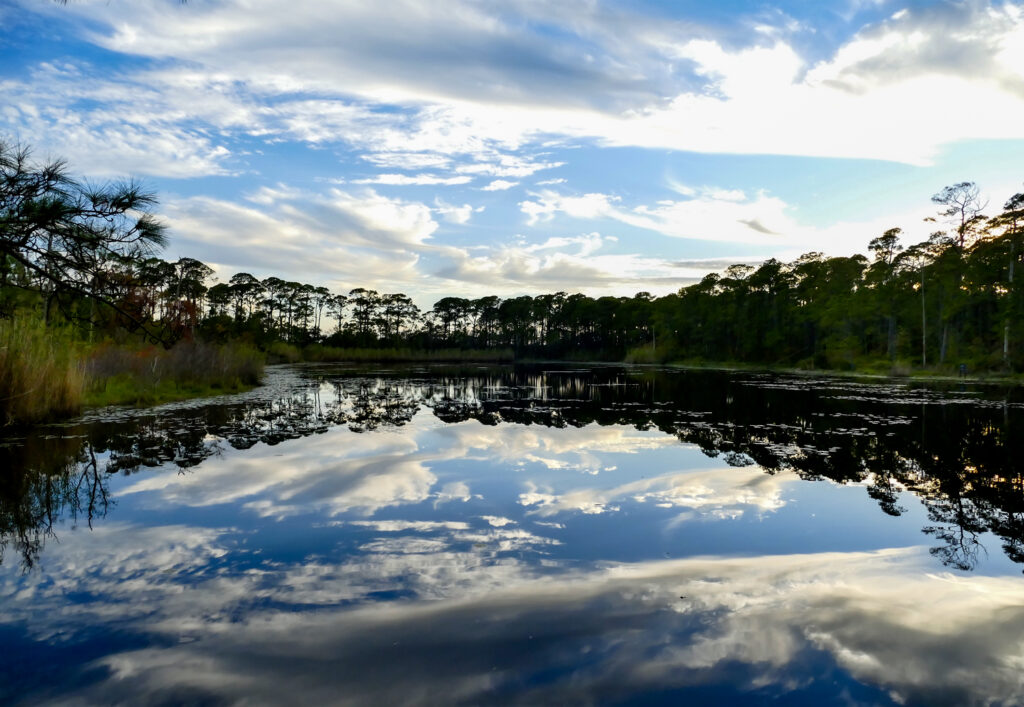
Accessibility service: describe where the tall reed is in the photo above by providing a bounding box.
[0,316,85,425]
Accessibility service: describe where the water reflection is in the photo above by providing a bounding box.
[2,364,1024,704]
[3,365,1023,573]
[4,528,1023,706]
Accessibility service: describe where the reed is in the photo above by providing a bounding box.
[0,316,86,426]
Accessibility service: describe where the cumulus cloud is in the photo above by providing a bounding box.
[431,232,696,295]
[161,187,436,292]
[156,181,702,300]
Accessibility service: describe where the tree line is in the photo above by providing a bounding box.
[3,140,1023,369]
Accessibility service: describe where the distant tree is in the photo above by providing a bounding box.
[348,288,381,340]
[896,242,938,366]
[867,228,903,359]
[327,294,348,334]
[930,181,987,250]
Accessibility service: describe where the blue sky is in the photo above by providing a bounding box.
[3,0,1024,304]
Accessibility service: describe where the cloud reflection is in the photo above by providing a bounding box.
[6,528,1024,706]
[116,416,685,521]
[520,466,790,519]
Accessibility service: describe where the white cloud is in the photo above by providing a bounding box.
[455,156,565,178]
[0,65,236,178]
[161,187,436,293]
[520,191,620,225]
[519,187,798,245]
[432,232,695,296]
[481,179,519,191]
[517,186,951,258]
[11,1,1024,177]
[360,152,453,170]
[434,199,483,225]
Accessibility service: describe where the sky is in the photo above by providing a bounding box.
[3,0,1024,305]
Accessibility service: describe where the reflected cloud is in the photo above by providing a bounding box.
[4,365,1024,705]
[7,529,1023,706]
[119,429,435,518]
[434,421,675,474]
[115,408,680,522]
[519,466,791,519]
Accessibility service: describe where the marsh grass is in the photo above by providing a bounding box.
[0,316,86,425]
[85,340,264,407]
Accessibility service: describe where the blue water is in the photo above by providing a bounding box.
[1,364,1022,705]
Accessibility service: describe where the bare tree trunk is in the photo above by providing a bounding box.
[887,315,896,360]
[921,273,927,367]
[1004,240,1015,367]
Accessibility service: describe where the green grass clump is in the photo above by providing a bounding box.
[85,374,255,407]
[0,315,86,425]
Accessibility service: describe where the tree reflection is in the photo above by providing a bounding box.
[2,365,1023,572]
[0,435,107,569]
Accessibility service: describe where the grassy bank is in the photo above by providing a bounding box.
[657,357,1024,385]
[624,346,1024,384]
[85,340,264,407]
[1,315,265,425]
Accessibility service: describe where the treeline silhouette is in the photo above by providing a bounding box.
[191,181,1024,371]
[3,139,1023,370]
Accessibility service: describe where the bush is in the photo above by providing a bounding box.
[0,315,85,425]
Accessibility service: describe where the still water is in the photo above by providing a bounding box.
[2,364,1023,706]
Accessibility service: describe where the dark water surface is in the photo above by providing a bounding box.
[2,364,1024,706]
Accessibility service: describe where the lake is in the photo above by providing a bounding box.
[2,363,1023,706]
